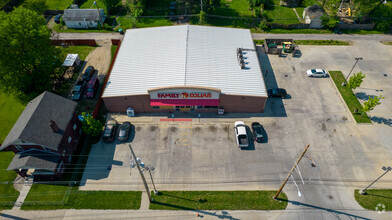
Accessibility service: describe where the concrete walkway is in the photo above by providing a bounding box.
[12,177,33,210]
[139,192,150,210]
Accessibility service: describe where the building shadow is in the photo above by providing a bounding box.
[256,45,287,117]
[276,198,371,220]
[370,116,392,127]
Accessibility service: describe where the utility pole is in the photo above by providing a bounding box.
[360,166,392,195]
[129,144,152,202]
[93,1,104,29]
[273,144,310,200]
[200,0,203,12]
[342,57,363,86]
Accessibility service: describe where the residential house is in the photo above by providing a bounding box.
[63,9,106,29]
[0,91,82,179]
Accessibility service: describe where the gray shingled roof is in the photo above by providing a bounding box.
[7,150,60,171]
[63,9,105,22]
[1,91,77,151]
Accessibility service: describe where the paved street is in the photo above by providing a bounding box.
[1,32,391,219]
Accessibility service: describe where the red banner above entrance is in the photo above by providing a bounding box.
[150,99,219,106]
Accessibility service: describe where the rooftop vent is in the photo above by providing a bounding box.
[49,120,59,133]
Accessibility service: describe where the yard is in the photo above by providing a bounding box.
[0,91,24,209]
[45,0,73,10]
[355,189,392,211]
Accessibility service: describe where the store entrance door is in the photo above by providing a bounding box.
[175,106,197,111]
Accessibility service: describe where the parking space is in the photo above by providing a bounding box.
[79,40,392,210]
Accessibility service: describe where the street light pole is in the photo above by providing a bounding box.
[129,144,152,202]
[146,166,159,195]
[342,57,363,86]
[359,166,392,195]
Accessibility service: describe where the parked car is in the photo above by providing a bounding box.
[306,69,328,78]
[118,122,131,142]
[82,66,95,81]
[251,122,264,143]
[267,88,287,98]
[102,120,118,142]
[85,78,100,99]
[234,121,248,148]
[71,80,86,101]
[54,14,62,24]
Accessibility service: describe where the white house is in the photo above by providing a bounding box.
[303,5,325,29]
[63,9,106,29]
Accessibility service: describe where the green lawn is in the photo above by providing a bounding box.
[214,0,255,17]
[254,40,265,45]
[45,0,73,10]
[260,28,334,34]
[329,71,371,123]
[150,191,288,210]
[117,17,173,29]
[265,6,300,24]
[60,46,96,61]
[22,184,141,210]
[355,189,392,211]
[79,0,105,10]
[0,91,26,143]
[294,40,350,45]
[381,41,392,45]
[0,90,24,209]
[0,151,20,209]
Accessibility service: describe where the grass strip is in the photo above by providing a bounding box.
[355,189,392,211]
[254,40,265,45]
[329,71,371,123]
[0,151,20,209]
[381,41,392,45]
[150,191,288,210]
[294,40,350,45]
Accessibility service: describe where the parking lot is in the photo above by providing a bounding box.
[79,40,392,211]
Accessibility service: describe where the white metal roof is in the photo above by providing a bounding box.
[103,25,266,98]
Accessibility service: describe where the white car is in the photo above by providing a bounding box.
[306,69,328,77]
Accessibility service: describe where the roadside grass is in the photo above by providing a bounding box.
[52,23,113,33]
[79,0,105,9]
[294,40,350,45]
[254,40,265,45]
[258,28,334,34]
[45,0,73,10]
[355,189,392,211]
[150,191,288,210]
[214,0,255,17]
[341,29,385,35]
[110,45,118,67]
[381,41,392,45]
[329,71,371,123]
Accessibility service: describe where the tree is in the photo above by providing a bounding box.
[127,0,145,17]
[362,95,384,116]
[0,7,61,99]
[321,15,340,29]
[354,0,385,17]
[323,0,340,14]
[21,0,48,14]
[199,11,206,24]
[81,112,103,136]
[348,72,366,89]
[101,0,120,13]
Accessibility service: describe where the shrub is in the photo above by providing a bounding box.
[321,15,340,30]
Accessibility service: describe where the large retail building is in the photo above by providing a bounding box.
[102,25,267,113]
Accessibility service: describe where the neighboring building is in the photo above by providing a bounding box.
[303,4,325,29]
[102,25,268,113]
[0,91,82,179]
[63,9,105,29]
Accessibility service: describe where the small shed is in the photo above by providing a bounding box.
[303,5,325,29]
[62,54,80,67]
[63,9,106,29]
